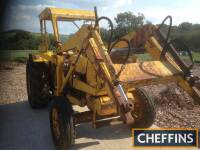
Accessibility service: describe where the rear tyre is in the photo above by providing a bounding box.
[131,88,156,128]
[50,97,75,150]
[26,55,49,108]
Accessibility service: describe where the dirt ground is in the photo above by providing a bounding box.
[0,61,200,129]
[0,61,27,105]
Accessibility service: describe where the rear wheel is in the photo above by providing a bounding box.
[26,55,50,108]
[50,97,75,150]
[131,88,156,128]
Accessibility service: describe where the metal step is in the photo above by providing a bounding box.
[94,116,123,128]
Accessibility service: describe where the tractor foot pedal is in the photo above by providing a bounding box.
[94,116,123,128]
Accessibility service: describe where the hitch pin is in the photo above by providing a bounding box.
[117,84,128,102]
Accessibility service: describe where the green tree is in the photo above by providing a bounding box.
[113,12,145,40]
[100,28,110,44]
[178,22,193,31]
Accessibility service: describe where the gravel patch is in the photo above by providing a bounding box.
[0,61,27,105]
[146,84,200,128]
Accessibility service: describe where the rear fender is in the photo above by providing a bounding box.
[31,51,54,62]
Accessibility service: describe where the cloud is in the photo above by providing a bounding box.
[43,0,134,22]
[11,4,56,12]
[15,14,31,21]
[132,0,200,25]
[141,4,200,25]
[3,0,200,33]
[48,0,134,11]
[4,0,135,32]
[8,4,56,23]
[113,0,134,8]
[3,4,56,32]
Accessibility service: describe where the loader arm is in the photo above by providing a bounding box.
[61,25,92,52]
[86,37,135,125]
[123,24,200,103]
[145,35,200,103]
[59,27,136,125]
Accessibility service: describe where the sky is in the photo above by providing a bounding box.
[3,0,200,34]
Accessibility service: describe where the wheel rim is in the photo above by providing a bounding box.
[52,107,61,140]
[132,97,146,121]
[131,88,155,127]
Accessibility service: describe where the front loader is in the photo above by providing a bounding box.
[26,7,200,149]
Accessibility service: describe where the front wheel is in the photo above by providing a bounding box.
[131,88,156,128]
[50,97,75,150]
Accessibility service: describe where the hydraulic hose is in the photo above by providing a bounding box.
[155,15,194,74]
[165,39,194,69]
[95,16,114,51]
[156,15,173,58]
[109,38,131,78]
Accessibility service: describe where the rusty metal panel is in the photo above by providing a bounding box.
[114,61,181,83]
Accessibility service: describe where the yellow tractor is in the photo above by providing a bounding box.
[26,7,200,149]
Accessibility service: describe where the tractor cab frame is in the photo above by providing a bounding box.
[39,7,96,51]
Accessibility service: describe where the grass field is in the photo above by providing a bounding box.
[181,52,200,63]
[0,50,200,63]
[0,50,39,62]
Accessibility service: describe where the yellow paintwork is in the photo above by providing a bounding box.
[145,37,182,72]
[39,7,95,46]
[112,31,136,48]
[32,51,54,62]
[61,25,91,52]
[39,7,95,21]
[67,94,85,106]
[115,61,180,82]
[94,96,117,116]
[30,7,199,122]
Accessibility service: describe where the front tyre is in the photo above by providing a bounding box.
[131,88,156,128]
[50,97,75,150]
